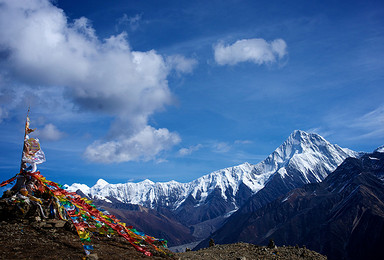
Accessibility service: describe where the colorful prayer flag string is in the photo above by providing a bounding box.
[1,171,168,257]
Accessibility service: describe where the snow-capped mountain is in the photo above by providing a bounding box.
[257,130,358,183]
[66,162,263,211]
[198,149,384,260]
[66,130,358,229]
[229,130,359,215]
[376,145,384,153]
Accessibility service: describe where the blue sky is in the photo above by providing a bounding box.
[0,0,383,186]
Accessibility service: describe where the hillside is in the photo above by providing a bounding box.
[0,219,326,260]
[0,219,172,260]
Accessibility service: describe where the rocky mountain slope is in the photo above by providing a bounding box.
[0,219,327,259]
[0,219,173,260]
[66,130,358,245]
[199,149,384,260]
[92,199,195,247]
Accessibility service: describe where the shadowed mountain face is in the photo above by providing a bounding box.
[199,151,384,260]
[92,199,195,247]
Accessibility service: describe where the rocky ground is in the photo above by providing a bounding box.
[0,219,327,260]
[0,219,173,260]
[176,242,327,260]
[0,220,174,259]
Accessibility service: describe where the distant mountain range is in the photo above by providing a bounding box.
[66,130,362,248]
[198,148,384,260]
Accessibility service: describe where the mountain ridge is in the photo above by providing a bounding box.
[197,150,384,259]
[66,130,357,212]
[65,130,360,245]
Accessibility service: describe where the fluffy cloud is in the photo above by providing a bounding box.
[0,0,191,162]
[0,1,170,118]
[85,126,181,163]
[35,123,65,141]
[214,38,287,66]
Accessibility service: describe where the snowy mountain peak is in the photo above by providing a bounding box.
[95,179,109,187]
[65,183,90,194]
[287,130,327,148]
[290,129,314,142]
[256,130,357,184]
[291,129,309,139]
[375,145,384,153]
[141,179,155,185]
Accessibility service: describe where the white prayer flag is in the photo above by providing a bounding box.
[22,137,46,165]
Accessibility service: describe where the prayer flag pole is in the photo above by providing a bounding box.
[19,107,30,173]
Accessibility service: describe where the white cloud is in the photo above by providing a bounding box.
[35,123,65,141]
[314,104,384,144]
[214,38,287,66]
[166,55,198,74]
[353,105,384,129]
[72,16,97,41]
[178,144,203,156]
[0,0,192,162]
[350,105,384,139]
[84,126,181,163]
